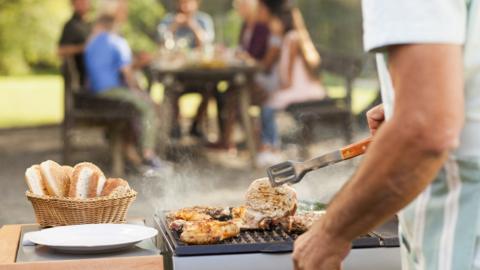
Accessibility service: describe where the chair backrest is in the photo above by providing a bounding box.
[62,56,83,122]
[317,50,363,110]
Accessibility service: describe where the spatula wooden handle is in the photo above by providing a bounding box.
[340,137,373,160]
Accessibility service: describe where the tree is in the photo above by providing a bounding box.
[0,0,70,75]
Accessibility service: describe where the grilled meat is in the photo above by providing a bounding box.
[168,219,188,231]
[179,220,240,245]
[167,206,231,224]
[243,178,297,229]
[279,210,326,232]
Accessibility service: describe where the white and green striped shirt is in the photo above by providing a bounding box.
[362,1,480,269]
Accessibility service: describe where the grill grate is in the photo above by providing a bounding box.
[155,213,399,256]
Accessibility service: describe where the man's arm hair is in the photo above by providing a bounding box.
[314,44,464,242]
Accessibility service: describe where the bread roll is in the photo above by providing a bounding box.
[244,178,297,229]
[62,165,74,180]
[25,165,48,196]
[101,178,130,197]
[69,162,106,198]
[39,160,69,197]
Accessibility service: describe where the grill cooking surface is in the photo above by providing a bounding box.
[155,213,399,256]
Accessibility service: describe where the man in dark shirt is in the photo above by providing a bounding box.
[58,0,91,86]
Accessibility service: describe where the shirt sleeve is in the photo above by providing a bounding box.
[114,38,133,70]
[362,0,467,52]
[157,13,174,39]
[59,22,81,45]
[198,13,215,44]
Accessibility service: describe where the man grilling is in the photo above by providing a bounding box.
[293,1,480,270]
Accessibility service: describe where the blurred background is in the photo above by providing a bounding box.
[0,0,378,225]
[0,0,371,128]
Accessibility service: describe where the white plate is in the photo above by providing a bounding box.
[27,224,158,254]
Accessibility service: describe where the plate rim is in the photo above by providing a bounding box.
[28,223,158,248]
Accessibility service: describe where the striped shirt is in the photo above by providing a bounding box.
[362,1,480,269]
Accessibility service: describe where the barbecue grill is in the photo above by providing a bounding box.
[154,212,402,270]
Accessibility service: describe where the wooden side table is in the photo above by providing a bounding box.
[0,223,163,270]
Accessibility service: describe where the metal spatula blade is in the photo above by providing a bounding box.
[267,161,301,186]
[267,137,373,187]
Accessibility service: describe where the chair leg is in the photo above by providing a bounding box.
[110,125,125,177]
[239,85,257,168]
[62,120,73,165]
[343,113,354,144]
[157,87,175,159]
[299,119,313,159]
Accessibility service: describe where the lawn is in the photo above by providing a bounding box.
[0,75,378,129]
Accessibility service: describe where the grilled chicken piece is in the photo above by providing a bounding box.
[244,178,297,229]
[283,211,326,232]
[168,219,188,231]
[230,206,253,229]
[179,220,240,245]
[167,206,230,223]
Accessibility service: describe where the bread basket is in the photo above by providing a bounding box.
[26,190,137,227]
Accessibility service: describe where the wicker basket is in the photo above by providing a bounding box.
[26,190,137,227]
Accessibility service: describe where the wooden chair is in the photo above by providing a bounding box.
[285,51,363,158]
[62,57,138,176]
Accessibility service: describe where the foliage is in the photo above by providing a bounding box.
[0,0,363,75]
[299,0,363,56]
[201,0,363,56]
[0,0,70,75]
[0,0,165,75]
[122,0,165,52]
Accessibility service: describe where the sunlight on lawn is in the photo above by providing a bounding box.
[0,75,378,129]
[0,75,64,128]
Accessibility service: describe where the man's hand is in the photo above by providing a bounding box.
[366,104,385,135]
[293,223,351,270]
[291,44,463,269]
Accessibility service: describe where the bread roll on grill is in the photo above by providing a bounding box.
[244,178,297,229]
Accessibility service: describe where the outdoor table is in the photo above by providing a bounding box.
[152,64,259,167]
[0,218,163,270]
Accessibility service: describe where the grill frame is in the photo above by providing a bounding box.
[155,212,399,257]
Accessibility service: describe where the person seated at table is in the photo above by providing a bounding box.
[208,0,271,153]
[158,0,214,48]
[158,0,215,139]
[236,0,270,61]
[58,0,92,87]
[85,6,171,172]
[256,0,326,166]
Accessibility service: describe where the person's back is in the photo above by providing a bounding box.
[85,31,131,93]
[58,0,91,86]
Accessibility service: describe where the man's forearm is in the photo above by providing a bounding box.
[317,121,447,241]
[315,44,464,243]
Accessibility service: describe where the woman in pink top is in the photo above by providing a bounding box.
[257,0,326,166]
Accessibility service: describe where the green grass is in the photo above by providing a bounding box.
[0,75,378,129]
[0,75,64,128]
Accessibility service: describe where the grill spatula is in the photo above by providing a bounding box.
[267,137,372,187]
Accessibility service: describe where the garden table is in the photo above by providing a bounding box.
[152,64,259,167]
